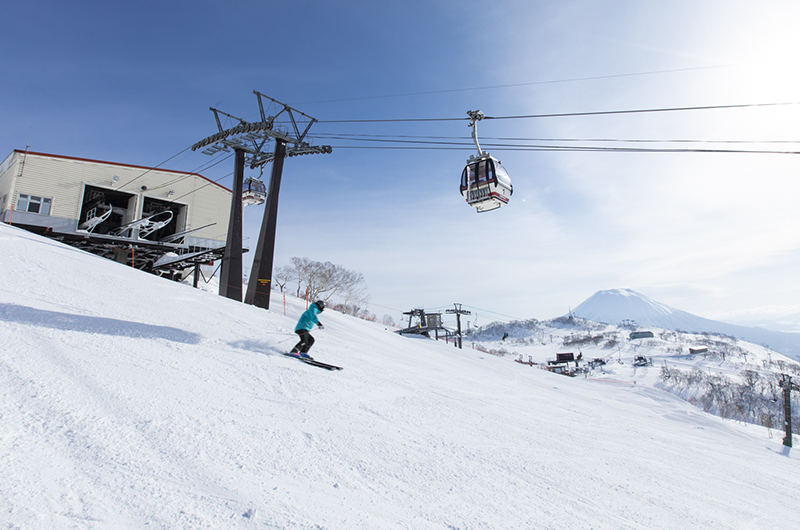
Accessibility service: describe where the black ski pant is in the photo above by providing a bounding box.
[292,329,315,354]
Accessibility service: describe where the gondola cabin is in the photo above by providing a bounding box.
[460,155,513,212]
[242,177,266,206]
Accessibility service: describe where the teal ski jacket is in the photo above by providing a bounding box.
[295,304,322,332]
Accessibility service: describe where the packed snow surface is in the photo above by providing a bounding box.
[1,223,799,529]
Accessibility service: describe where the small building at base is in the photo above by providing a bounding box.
[0,150,232,275]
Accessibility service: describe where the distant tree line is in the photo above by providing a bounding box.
[658,364,799,435]
[563,333,606,347]
[273,257,370,317]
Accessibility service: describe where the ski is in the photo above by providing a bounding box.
[283,353,343,371]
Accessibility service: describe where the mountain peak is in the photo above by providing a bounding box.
[573,289,677,325]
[569,288,800,360]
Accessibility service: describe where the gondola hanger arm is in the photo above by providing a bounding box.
[467,110,488,159]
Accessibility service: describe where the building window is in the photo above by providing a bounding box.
[16,194,52,215]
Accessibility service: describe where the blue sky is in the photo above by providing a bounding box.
[3,0,800,326]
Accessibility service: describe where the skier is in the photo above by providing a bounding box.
[289,300,325,359]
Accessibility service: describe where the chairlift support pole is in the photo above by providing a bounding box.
[779,374,799,447]
[218,148,245,301]
[244,139,286,309]
[446,303,471,349]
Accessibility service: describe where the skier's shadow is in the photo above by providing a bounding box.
[0,303,200,344]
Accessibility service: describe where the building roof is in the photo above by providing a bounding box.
[13,149,231,193]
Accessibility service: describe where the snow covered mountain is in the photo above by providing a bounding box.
[573,288,800,360]
[2,224,800,528]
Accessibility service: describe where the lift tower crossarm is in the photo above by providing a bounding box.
[254,91,317,144]
[210,107,247,132]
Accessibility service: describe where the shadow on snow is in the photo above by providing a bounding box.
[0,303,201,344]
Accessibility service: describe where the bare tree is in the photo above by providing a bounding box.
[339,269,370,309]
[290,257,313,298]
[273,265,294,293]
[284,257,369,308]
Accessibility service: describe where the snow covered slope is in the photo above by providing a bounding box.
[2,223,799,529]
[467,315,798,404]
[574,288,800,360]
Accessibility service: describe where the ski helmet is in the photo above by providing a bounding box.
[315,300,325,311]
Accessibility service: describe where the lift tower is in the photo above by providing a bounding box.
[779,374,799,447]
[192,92,331,306]
[446,303,471,349]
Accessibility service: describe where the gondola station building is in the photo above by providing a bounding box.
[0,149,233,275]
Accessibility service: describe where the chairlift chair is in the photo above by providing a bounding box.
[78,204,113,233]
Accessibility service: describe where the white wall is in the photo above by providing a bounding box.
[1,150,230,243]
